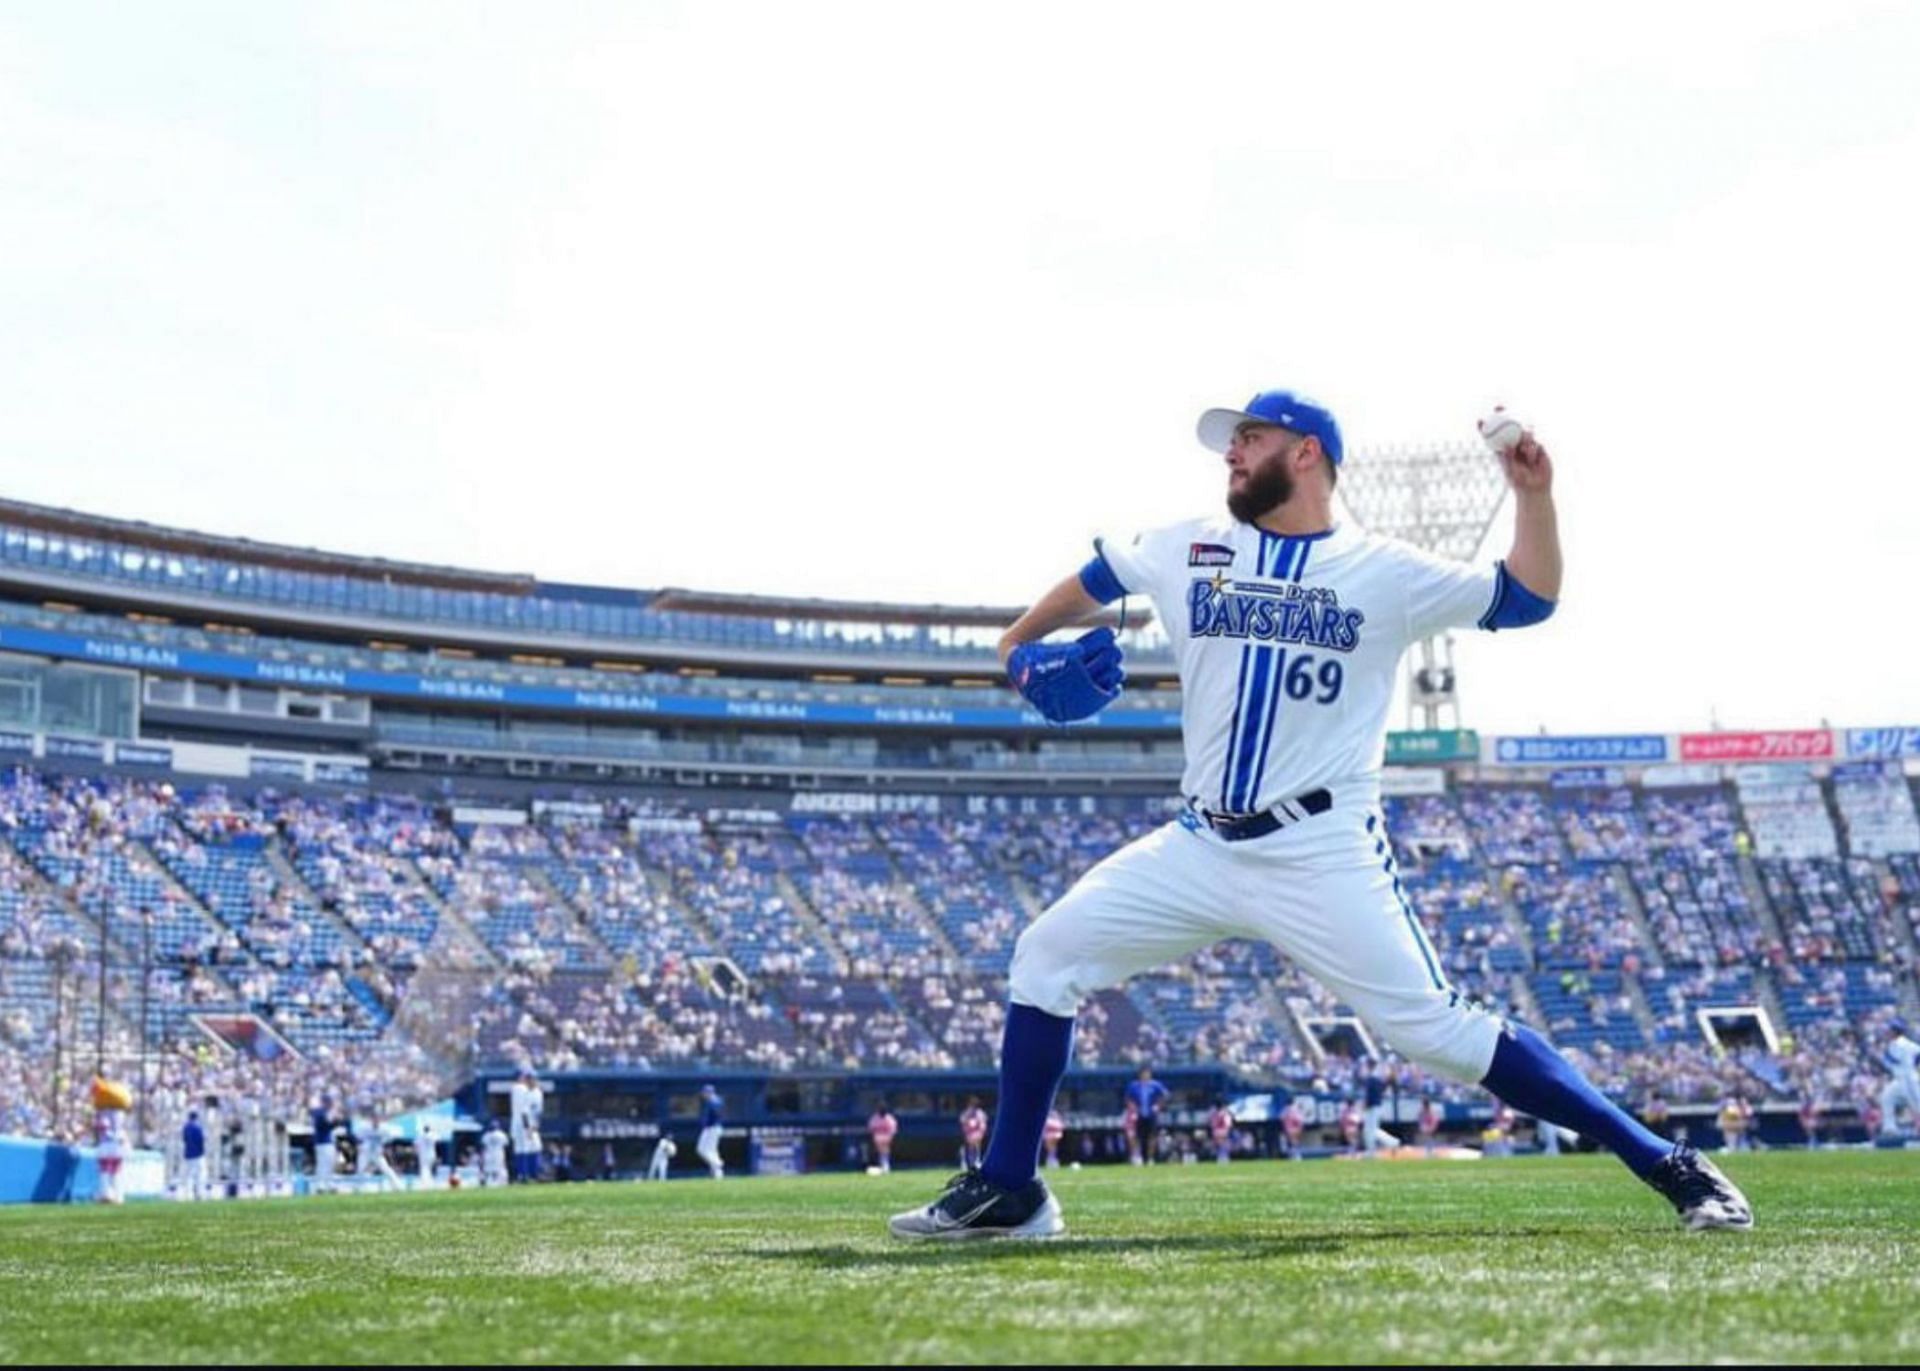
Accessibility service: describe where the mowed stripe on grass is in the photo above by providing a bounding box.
[1,1151,1916,1364]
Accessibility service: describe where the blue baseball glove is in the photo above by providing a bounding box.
[1008,627,1126,723]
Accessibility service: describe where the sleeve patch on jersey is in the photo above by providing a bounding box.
[1080,545,1130,604]
[1478,560,1557,631]
[1188,542,1236,567]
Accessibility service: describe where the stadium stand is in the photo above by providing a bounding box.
[1,498,1916,1159]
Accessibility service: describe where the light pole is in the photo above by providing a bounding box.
[50,939,74,1139]
[138,910,155,1147]
[1336,439,1510,730]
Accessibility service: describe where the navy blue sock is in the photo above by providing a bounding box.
[1480,1022,1672,1178]
[980,1002,1076,1190]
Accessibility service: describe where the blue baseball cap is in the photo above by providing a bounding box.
[1198,390,1344,465]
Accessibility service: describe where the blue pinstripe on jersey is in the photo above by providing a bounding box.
[1235,535,1313,810]
[1223,532,1287,811]
[1217,645,1254,811]
[1226,646,1277,811]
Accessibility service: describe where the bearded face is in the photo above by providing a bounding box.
[1226,439,1297,523]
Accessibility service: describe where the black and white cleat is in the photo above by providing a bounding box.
[1645,1145,1754,1231]
[887,1169,1066,1242]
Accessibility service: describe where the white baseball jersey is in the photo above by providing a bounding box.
[482,1128,509,1172]
[1096,518,1499,814]
[1890,1035,1920,1087]
[509,1083,543,1153]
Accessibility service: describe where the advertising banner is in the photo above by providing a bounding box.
[248,754,308,780]
[1380,766,1448,796]
[1491,735,1668,765]
[112,742,174,768]
[0,622,1182,734]
[310,760,370,786]
[1679,730,1834,763]
[1639,763,1723,789]
[1549,767,1625,789]
[1844,727,1920,760]
[43,735,107,761]
[1384,729,1480,764]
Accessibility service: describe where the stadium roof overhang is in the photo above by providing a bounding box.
[0,497,535,594]
[647,587,1147,631]
[0,498,1149,635]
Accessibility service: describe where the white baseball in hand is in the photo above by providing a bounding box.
[1477,407,1524,456]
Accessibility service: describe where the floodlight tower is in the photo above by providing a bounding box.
[1336,440,1509,729]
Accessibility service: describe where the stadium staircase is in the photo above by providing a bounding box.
[1,840,112,960]
[1008,874,1049,923]
[1493,880,1537,966]
[1620,974,1661,1043]
[1750,970,1793,1039]
[263,841,381,966]
[772,872,856,976]
[522,866,621,968]
[124,837,250,978]
[1608,867,1666,971]
[614,844,729,960]
[1736,854,1789,948]
[397,858,500,970]
[870,840,968,967]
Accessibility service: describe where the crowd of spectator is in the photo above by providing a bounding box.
[2,766,1918,1147]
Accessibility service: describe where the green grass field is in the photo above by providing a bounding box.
[2,1151,1916,1364]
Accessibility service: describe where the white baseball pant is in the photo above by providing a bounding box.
[696,1125,724,1178]
[1009,800,1504,1085]
[1880,1078,1920,1133]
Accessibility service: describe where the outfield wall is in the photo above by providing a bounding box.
[0,1138,166,1205]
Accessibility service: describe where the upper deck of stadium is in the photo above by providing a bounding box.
[0,498,1171,681]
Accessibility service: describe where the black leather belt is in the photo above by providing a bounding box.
[1195,788,1333,842]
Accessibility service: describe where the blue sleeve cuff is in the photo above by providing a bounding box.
[1478,561,1556,630]
[1078,546,1129,604]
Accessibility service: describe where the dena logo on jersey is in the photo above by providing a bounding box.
[1188,579,1366,651]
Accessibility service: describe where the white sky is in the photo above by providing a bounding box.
[2,1,1918,736]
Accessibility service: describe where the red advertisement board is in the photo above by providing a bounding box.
[1678,730,1835,762]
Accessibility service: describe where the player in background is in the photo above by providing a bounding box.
[696,1084,726,1179]
[1120,1097,1141,1165]
[225,1113,247,1200]
[1361,1063,1389,1157]
[1280,1095,1306,1159]
[481,1118,510,1187]
[1127,1067,1170,1166]
[647,1135,678,1181]
[1797,1094,1822,1149]
[357,1115,402,1191]
[891,390,1750,1240]
[510,1068,543,1184]
[959,1097,989,1171]
[868,1103,899,1174]
[1339,1097,1362,1156]
[1208,1100,1235,1164]
[1042,1109,1066,1169]
[1717,1094,1752,1153]
[182,1109,208,1201]
[1486,1101,1517,1158]
[1644,1092,1671,1141]
[416,1120,437,1189]
[1879,1018,1920,1138]
[310,1094,339,1194]
[1416,1096,1441,1157]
